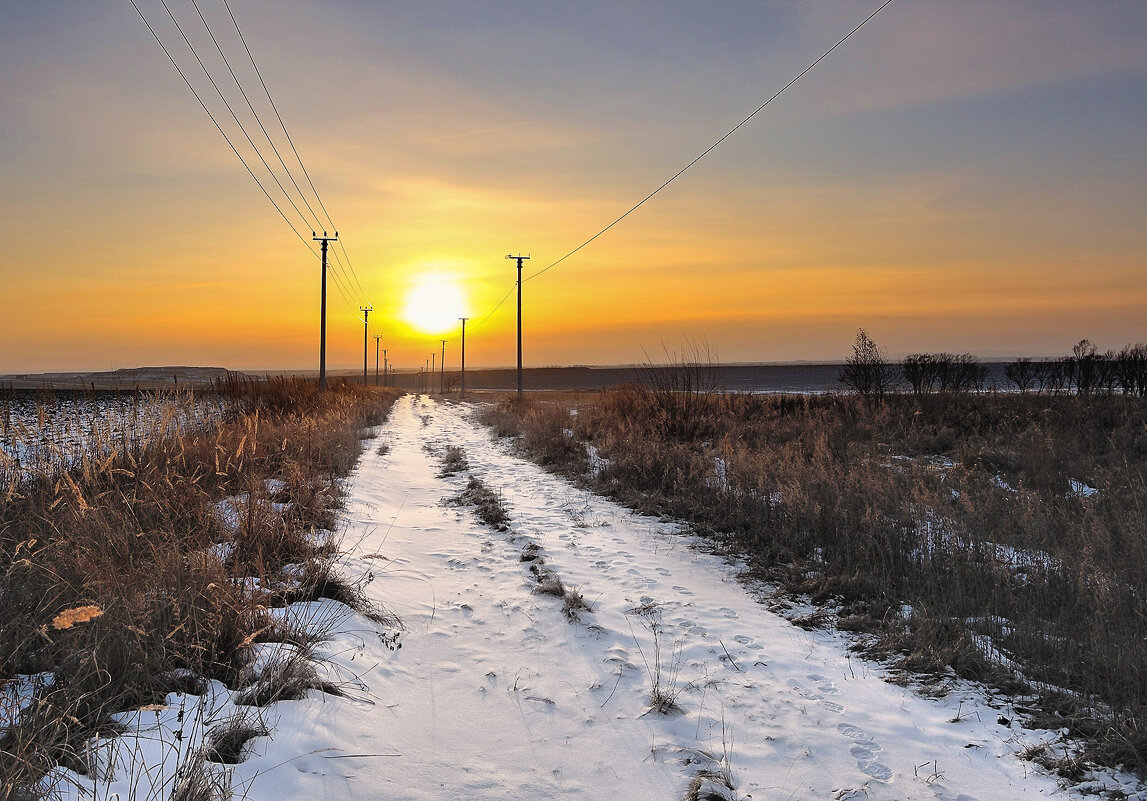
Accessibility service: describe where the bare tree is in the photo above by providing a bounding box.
[1005,358,1039,394]
[949,354,987,393]
[1072,339,1100,395]
[903,352,986,394]
[902,354,939,394]
[839,329,895,399]
[1098,350,1120,396]
[1116,343,1147,396]
[1035,359,1071,396]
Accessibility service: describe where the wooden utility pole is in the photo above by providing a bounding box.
[459,317,468,399]
[440,340,447,394]
[374,334,383,387]
[360,305,372,387]
[313,231,338,391]
[382,349,388,387]
[507,253,530,400]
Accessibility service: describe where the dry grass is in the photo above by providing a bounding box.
[204,712,268,765]
[0,378,402,796]
[451,476,511,531]
[482,388,1147,776]
[170,753,233,801]
[234,651,343,708]
[437,445,469,476]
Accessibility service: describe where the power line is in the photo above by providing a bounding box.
[332,238,370,305]
[188,0,324,234]
[327,245,370,307]
[524,0,895,283]
[158,0,320,236]
[133,0,370,317]
[325,255,356,308]
[466,0,894,335]
[221,0,371,304]
[222,0,337,232]
[472,282,517,329]
[128,0,320,259]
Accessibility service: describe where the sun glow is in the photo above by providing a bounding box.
[402,274,468,335]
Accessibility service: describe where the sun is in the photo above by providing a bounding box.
[402,275,467,334]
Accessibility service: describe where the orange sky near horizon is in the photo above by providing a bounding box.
[2,1,1145,374]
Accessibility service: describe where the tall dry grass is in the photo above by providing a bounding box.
[481,388,1147,776]
[0,378,401,798]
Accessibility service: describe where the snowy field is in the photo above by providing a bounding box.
[0,391,230,475]
[37,393,1145,800]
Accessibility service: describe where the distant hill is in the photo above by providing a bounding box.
[0,366,248,389]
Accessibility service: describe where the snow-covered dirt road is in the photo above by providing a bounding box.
[233,395,1136,800]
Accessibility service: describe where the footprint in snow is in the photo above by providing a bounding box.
[838,723,892,783]
[808,673,841,695]
[787,678,815,699]
[788,676,845,713]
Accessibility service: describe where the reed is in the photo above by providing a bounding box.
[0,378,402,797]
[482,389,1147,776]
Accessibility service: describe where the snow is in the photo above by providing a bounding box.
[37,395,1147,800]
[0,393,230,475]
[1068,479,1100,498]
[213,491,294,534]
[1,673,54,730]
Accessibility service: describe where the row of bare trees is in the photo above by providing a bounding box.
[903,352,987,394]
[1006,340,1147,396]
[840,330,1147,397]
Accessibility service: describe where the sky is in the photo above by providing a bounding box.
[1,1,1145,373]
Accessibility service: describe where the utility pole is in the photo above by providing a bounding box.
[374,334,383,387]
[360,305,372,387]
[431,353,436,394]
[313,231,338,391]
[382,349,388,387]
[440,340,447,394]
[425,359,430,394]
[459,317,468,399]
[507,253,530,401]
